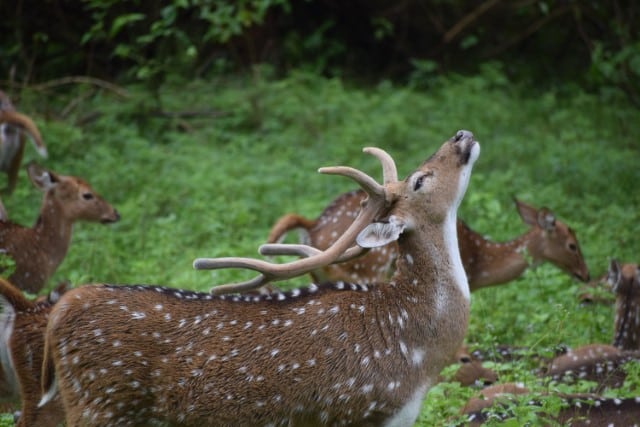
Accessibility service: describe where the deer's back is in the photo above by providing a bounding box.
[47,283,443,426]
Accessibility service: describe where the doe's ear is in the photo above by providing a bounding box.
[536,208,556,232]
[607,259,621,292]
[514,198,538,226]
[26,162,57,192]
[357,216,406,248]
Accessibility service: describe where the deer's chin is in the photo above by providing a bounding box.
[100,216,120,224]
[574,272,590,282]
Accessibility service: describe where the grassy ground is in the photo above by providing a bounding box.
[3,65,639,425]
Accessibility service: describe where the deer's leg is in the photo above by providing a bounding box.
[4,142,24,194]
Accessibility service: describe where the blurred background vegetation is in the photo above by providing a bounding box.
[0,1,639,426]
[1,0,639,102]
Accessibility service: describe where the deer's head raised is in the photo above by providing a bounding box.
[42,131,480,427]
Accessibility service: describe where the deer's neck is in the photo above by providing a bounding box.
[613,290,640,350]
[389,211,470,366]
[460,224,540,289]
[32,199,73,266]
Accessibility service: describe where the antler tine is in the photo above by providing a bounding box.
[318,166,384,198]
[194,148,393,295]
[363,147,398,185]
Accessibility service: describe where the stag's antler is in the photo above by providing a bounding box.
[193,147,399,295]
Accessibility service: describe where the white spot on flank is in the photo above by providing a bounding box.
[411,348,425,365]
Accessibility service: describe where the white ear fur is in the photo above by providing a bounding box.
[607,259,621,291]
[357,216,406,248]
[34,172,55,191]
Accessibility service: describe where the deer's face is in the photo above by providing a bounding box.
[542,222,589,282]
[54,175,120,224]
[394,130,479,227]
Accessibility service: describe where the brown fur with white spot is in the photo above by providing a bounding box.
[459,382,640,427]
[0,91,47,197]
[41,131,479,426]
[544,343,640,392]
[0,162,119,293]
[267,194,589,291]
[0,278,66,427]
[609,260,640,351]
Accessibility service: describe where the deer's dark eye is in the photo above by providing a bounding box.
[82,193,94,200]
[568,243,577,251]
[459,356,471,364]
[413,171,433,191]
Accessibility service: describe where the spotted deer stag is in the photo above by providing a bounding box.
[0,162,119,293]
[0,91,47,196]
[0,278,66,427]
[41,131,480,426]
[267,191,589,290]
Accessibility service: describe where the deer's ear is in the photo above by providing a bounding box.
[27,162,57,191]
[536,208,556,232]
[357,216,406,248]
[607,259,621,291]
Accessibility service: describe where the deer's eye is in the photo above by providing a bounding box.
[82,193,94,200]
[459,356,471,364]
[568,243,577,252]
[413,171,434,191]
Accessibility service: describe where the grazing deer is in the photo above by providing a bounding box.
[41,131,480,426]
[0,162,120,294]
[608,259,640,351]
[267,193,589,291]
[0,278,66,427]
[0,91,47,195]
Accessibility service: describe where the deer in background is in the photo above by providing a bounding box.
[267,192,589,291]
[447,347,498,388]
[458,382,640,426]
[542,343,640,392]
[41,131,479,426]
[0,278,67,427]
[0,91,47,197]
[608,259,640,351]
[0,162,119,294]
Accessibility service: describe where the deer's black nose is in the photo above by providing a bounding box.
[454,130,473,142]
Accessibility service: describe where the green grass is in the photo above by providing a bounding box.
[3,66,639,425]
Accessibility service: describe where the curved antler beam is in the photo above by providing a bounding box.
[194,147,397,295]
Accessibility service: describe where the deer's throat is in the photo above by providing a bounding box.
[395,212,470,301]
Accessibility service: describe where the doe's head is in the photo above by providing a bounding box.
[27,162,120,224]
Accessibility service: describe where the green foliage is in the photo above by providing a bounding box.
[1,66,639,425]
[78,0,290,81]
[0,252,16,280]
